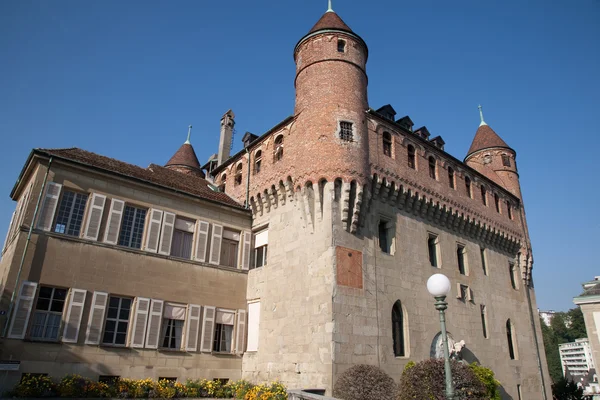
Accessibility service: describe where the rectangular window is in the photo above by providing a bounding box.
[378,220,393,254]
[480,186,487,206]
[495,194,501,213]
[220,229,240,268]
[252,230,268,269]
[457,244,467,275]
[458,284,469,301]
[102,296,132,346]
[247,301,260,352]
[161,319,184,349]
[509,263,518,289]
[448,168,455,189]
[480,305,488,338]
[118,205,147,249]
[502,154,511,167]
[339,121,353,141]
[171,218,194,259]
[54,191,88,236]
[507,202,513,220]
[465,177,472,198]
[480,247,488,276]
[427,233,439,268]
[30,286,67,341]
[517,384,522,400]
[213,323,233,352]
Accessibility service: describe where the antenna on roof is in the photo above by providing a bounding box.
[185,125,192,144]
[478,105,487,127]
[327,0,333,12]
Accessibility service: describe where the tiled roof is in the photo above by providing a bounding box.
[308,11,353,34]
[466,124,511,156]
[165,143,201,171]
[36,148,245,209]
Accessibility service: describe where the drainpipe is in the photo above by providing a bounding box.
[2,157,53,337]
[245,148,250,209]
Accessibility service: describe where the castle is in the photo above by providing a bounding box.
[0,5,550,399]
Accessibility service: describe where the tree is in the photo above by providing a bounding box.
[551,312,570,342]
[541,317,564,383]
[551,378,591,400]
[567,307,587,340]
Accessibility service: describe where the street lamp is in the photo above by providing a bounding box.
[427,273,454,400]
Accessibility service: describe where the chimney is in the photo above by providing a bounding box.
[218,109,235,166]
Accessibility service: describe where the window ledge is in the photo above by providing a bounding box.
[25,338,62,344]
[158,348,186,353]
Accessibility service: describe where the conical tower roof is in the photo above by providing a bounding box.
[165,143,201,171]
[466,106,512,158]
[308,11,354,34]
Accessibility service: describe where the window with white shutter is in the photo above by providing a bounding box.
[144,299,164,349]
[85,291,108,345]
[241,231,251,270]
[194,221,210,262]
[246,302,260,352]
[118,205,147,249]
[83,193,106,240]
[62,288,87,343]
[209,224,223,265]
[158,212,175,256]
[130,297,150,348]
[7,281,38,339]
[37,182,62,231]
[235,309,246,355]
[144,209,163,253]
[185,305,201,352]
[252,230,268,269]
[171,217,194,259]
[30,286,67,341]
[200,305,216,353]
[102,296,132,346]
[103,198,125,245]
[54,191,89,236]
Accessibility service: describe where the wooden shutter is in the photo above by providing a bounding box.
[85,291,108,345]
[83,193,106,240]
[158,212,175,256]
[103,198,125,245]
[194,220,210,262]
[7,281,38,339]
[144,209,163,253]
[235,309,246,355]
[145,299,164,349]
[37,182,62,231]
[62,288,87,343]
[208,224,223,265]
[185,304,202,352]
[130,297,150,348]
[241,231,251,270]
[200,305,216,353]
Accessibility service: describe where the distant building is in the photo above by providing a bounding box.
[574,277,600,374]
[539,309,556,326]
[560,338,595,378]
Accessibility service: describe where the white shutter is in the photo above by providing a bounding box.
[103,198,125,245]
[130,297,150,348]
[7,281,38,339]
[62,288,87,343]
[37,182,62,231]
[194,220,210,262]
[235,309,246,355]
[469,288,474,303]
[83,193,106,240]
[145,299,164,349]
[209,224,223,265]
[144,209,163,253]
[185,304,202,352]
[85,291,108,345]
[241,231,251,270]
[158,212,175,256]
[3,211,16,250]
[200,305,216,353]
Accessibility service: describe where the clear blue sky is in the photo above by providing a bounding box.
[1,0,598,312]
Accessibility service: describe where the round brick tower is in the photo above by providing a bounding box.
[464,108,522,199]
[292,8,370,183]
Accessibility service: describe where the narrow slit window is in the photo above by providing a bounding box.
[507,319,517,359]
[457,244,467,275]
[495,194,501,213]
[480,305,488,338]
[448,167,455,189]
[383,132,392,157]
[428,157,436,179]
[407,145,416,169]
[481,185,487,205]
[427,234,439,268]
[337,39,346,53]
[480,247,487,276]
[254,151,262,174]
[507,201,513,219]
[234,164,243,186]
[509,263,518,290]
[392,300,405,357]
[465,177,472,198]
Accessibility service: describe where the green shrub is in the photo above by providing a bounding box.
[468,363,500,400]
[398,359,487,400]
[12,374,57,398]
[333,364,398,400]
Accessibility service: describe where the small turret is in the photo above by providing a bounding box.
[217,110,235,166]
[165,125,205,178]
[464,106,521,198]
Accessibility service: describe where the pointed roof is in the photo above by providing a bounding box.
[308,11,354,34]
[466,124,511,157]
[165,143,201,171]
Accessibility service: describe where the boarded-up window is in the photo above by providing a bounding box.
[335,246,363,289]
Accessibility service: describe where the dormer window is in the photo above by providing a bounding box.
[407,145,416,169]
[383,132,392,157]
[337,39,346,53]
[234,164,243,186]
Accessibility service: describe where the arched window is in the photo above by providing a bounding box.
[254,150,262,174]
[392,300,406,357]
[234,163,243,186]
[494,194,501,213]
[337,39,346,53]
[428,157,436,180]
[407,145,415,169]
[481,185,487,205]
[448,167,455,189]
[465,176,472,198]
[274,136,284,162]
[383,132,392,157]
[506,319,516,359]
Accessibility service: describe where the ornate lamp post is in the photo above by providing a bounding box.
[427,273,455,400]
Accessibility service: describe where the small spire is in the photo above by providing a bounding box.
[327,0,333,12]
[478,105,487,127]
[185,125,192,144]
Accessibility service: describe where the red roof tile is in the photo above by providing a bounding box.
[165,143,201,171]
[466,124,511,156]
[36,148,245,209]
[309,11,353,34]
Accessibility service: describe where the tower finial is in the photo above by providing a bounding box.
[327,0,333,12]
[185,125,192,144]
[478,105,487,127]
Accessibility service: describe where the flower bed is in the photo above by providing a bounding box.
[10,374,287,399]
